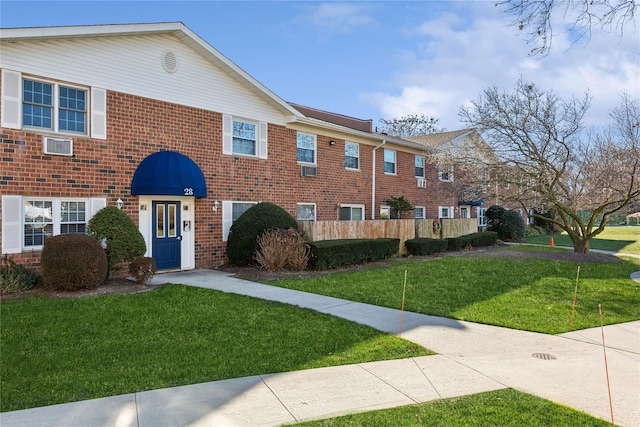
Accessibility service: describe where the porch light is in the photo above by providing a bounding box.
[213,200,219,212]
[116,198,124,209]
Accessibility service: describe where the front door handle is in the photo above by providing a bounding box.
[177,236,182,241]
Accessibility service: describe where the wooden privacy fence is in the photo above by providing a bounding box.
[297,218,479,254]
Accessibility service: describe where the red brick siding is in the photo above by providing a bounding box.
[1,75,462,269]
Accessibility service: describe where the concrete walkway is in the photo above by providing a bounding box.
[2,269,639,427]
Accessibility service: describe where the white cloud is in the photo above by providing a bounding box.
[292,2,376,35]
[362,3,639,131]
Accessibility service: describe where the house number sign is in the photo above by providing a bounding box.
[183,188,194,196]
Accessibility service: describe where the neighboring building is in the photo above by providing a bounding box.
[406,128,534,228]
[1,22,461,271]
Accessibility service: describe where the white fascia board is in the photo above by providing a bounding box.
[288,116,431,152]
[0,22,303,119]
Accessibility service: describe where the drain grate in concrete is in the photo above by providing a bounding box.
[532,353,557,360]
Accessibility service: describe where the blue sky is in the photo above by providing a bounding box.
[2,1,638,131]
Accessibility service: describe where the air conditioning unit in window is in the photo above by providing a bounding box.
[301,165,317,177]
[43,136,73,156]
[417,178,427,188]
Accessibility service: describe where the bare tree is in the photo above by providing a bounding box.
[459,79,639,253]
[497,0,638,55]
[379,115,446,137]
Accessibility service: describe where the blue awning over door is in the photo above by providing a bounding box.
[131,151,207,197]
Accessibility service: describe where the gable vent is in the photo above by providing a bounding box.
[301,165,317,177]
[43,136,73,156]
[162,50,179,74]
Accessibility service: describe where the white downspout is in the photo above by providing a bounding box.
[371,140,386,219]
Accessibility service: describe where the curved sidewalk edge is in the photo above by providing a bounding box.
[2,269,638,427]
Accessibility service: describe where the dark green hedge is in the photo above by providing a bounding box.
[406,231,498,256]
[404,238,449,255]
[447,231,499,251]
[309,238,400,270]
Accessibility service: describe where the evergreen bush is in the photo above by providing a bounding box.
[405,238,449,255]
[309,238,399,270]
[226,202,298,266]
[87,206,146,273]
[41,234,108,291]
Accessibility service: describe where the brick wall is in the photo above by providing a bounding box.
[2,82,465,269]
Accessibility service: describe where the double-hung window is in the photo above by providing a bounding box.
[439,206,454,219]
[222,114,267,158]
[383,149,396,174]
[232,119,257,156]
[345,142,359,170]
[23,79,87,134]
[23,199,87,249]
[477,207,487,227]
[297,132,316,164]
[438,165,454,182]
[415,206,425,219]
[297,203,316,221]
[415,155,425,178]
[339,204,364,221]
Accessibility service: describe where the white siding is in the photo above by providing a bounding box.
[0,34,287,125]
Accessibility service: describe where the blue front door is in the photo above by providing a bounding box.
[152,201,181,270]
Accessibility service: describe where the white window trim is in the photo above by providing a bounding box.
[1,70,107,139]
[222,200,257,241]
[415,155,425,178]
[415,206,426,219]
[296,203,317,221]
[477,207,487,227]
[438,165,454,182]
[22,77,90,136]
[339,204,365,221]
[438,206,455,219]
[1,195,106,254]
[383,148,397,175]
[379,205,391,219]
[222,114,268,159]
[344,141,360,171]
[296,131,317,165]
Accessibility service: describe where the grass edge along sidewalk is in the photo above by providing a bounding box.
[0,285,431,412]
[271,246,640,334]
[292,389,612,427]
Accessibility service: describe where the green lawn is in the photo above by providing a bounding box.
[293,389,610,427]
[0,285,429,412]
[526,225,640,255]
[272,247,640,334]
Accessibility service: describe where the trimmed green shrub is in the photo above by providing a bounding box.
[405,238,449,255]
[129,256,157,284]
[309,238,400,270]
[87,206,146,273]
[501,210,526,240]
[486,205,506,231]
[226,202,298,266]
[448,231,498,251]
[0,255,40,294]
[41,234,108,291]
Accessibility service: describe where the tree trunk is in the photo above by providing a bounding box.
[573,238,590,254]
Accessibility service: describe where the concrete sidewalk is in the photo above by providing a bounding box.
[2,269,639,427]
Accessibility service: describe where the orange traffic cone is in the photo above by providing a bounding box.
[550,237,555,247]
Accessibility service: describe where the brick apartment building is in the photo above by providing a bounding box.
[1,22,473,271]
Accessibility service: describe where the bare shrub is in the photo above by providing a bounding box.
[255,229,310,271]
[128,256,157,284]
